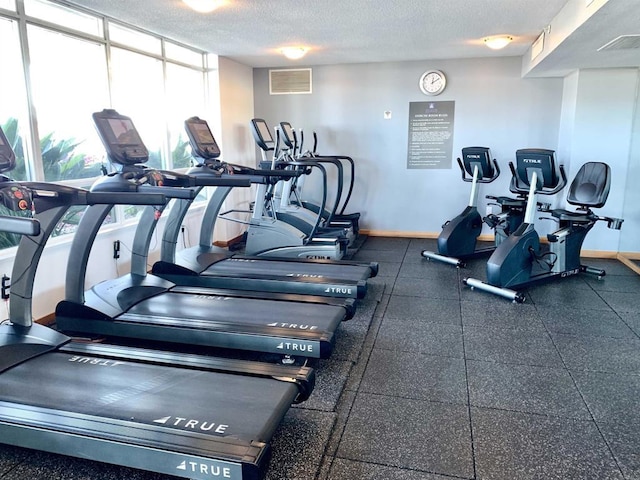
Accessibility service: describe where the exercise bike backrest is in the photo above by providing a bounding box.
[511,148,567,195]
[458,146,499,184]
[566,162,610,209]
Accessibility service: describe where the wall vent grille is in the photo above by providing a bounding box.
[269,68,312,95]
[598,34,640,51]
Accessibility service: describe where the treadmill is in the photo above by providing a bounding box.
[151,116,377,301]
[56,109,348,359]
[0,125,314,480]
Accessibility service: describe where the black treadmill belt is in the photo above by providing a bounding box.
[0,352,293,440]
[204,257,370,281]
[124,291,344,330]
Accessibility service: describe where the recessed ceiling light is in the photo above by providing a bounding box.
[483,35,513,50]
[183,0,224,13]
[281,46,308,60]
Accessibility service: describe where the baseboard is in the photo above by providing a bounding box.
[617,253,640,275]
[361,230,630,261]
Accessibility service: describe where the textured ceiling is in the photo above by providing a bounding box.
[65,0,639,73]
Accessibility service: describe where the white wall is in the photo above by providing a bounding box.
[557,68,638,251]
[254,57,564,235]
[214,57,257,243]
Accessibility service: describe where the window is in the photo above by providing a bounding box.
[27,25,110,182]
[108,22,161,55]
[165,41,204,67]
[110,47,165,170]
[0,17,31,182]
[0,0,15,12]
[165,63,206,168]
[24,0,103,37]
[0,0,215,246]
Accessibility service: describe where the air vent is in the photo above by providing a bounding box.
[598,35,640,51]
[269,68,312,95]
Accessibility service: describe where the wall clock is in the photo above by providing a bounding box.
[419,70,447,96]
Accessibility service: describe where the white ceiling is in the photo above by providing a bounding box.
[65,0,639,75]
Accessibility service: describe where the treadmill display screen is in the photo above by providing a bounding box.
[192,122,216,145]
[106,118,144,146]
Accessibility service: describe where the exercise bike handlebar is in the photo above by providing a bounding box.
[457,157,500,184]
[508,161,568,195]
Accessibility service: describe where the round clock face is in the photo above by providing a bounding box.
[419,70,446,95]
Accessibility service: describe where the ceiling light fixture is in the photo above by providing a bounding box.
[281,46,308,60]
[483,35,513,50]
[182,0,223,13]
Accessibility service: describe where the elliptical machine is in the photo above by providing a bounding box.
[464,149,623,302]
[422,147,526,267]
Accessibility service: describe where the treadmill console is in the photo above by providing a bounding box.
[92,109,149,166]
[184,116,221,160]
[0,126,16,174]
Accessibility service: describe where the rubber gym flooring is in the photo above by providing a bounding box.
[1,236,639,479]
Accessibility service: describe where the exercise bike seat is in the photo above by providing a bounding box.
[549,162,611,223]
[566,161,611,208]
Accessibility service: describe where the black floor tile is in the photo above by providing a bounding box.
[584,273,640,293]
[552,333,640,373]
[360,349,467,404]
[598,291,640,313]
[391,276,460,299]
[467,360,590,419]
[528,281,612,309]
[384,296,462,325]
[327,458,459,480]
[375,317,464,357]
[372,261,401,278]
[538,305,636,339]
[352,249,406,263]
[338,393,474,478]
[267,409,336,480]
[572,370,640,424]
[461,300,544,331]
[618,311,640,337]
[472,407,624,480]
[464,326,563,367]
[599,421,640,480]
[360,237,411,252]
[582,258,636,276]
[294,359,353,412]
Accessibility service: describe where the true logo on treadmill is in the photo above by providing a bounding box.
[285,273,324,278]
[523,158,542,164]
[267,322,318,330]
[68,356,125,367]
[324,286,352,294]
[306,255,331,259]
[176,460,232,478]
[153,416,229,434]
[276,342,314,352]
